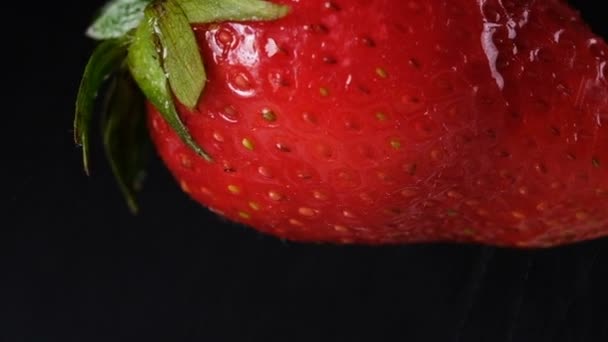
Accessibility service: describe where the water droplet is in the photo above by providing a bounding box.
[219,106,239,123]
[265,38,280,57]
[213,132,225,142]
[229,72,255,97]
[216,28,235,48]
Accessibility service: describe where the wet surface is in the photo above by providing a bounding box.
[3,0,608,341]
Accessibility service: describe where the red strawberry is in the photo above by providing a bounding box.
[77,0,608,247]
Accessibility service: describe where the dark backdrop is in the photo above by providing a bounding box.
[3,1,608,341]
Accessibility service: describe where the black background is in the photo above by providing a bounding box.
[3,1,608,341]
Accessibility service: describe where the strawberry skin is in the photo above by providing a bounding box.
[147,0,608,247]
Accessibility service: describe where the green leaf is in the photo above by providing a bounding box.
[102,73,149,214]
[127,9,212,161]
[75,38,129,175]
[151,0,206,110]
[175,0,290,23]
[87,0,153,40]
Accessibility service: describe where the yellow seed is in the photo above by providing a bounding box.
[289,219,303,226]
[360,193,373,202]
[242,138,255,151]
[376,67,388,78]
[299,207,316,217]
[262,108,277,122]
[249,202,261,211]
[334,225,348,233]
[401,189,417,198]
[320,87,330,97]
[313,191,327,200]
[576,211,588,220]
[180,155,192,169]
[462,228,475,236]
[390,139,402,150]
[268,191,283,201]
[447,191,463,199]
[385,208,402,215]
[447,210,459,217]
[551,182,562,189]
[375,112,388,121]
[343,210,355,218]
[512,211,526,220]
[180,181,191,194]
[466,200,479,207]
[239,211,251,220]
[228,185,241,194]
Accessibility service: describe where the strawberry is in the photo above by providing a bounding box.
[76,0,608,247]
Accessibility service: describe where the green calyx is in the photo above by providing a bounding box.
[75,0,289,212]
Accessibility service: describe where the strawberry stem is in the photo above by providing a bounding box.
[75,0,290,210]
